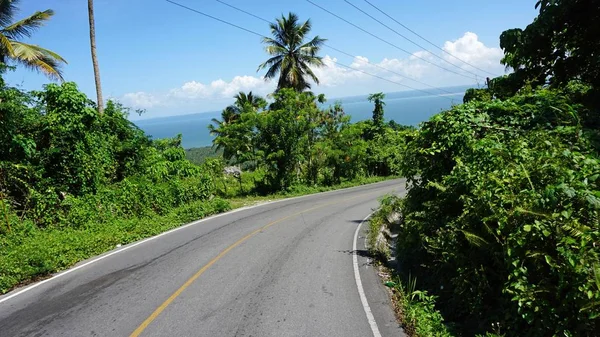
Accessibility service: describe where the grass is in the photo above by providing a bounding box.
[0,198,231,294]
[367,201,457,337]
[0,175,396,295]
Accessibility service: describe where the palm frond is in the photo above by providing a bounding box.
[263,60,282,80]
[0,32,14,59]
[0,0,19,28]
[459,229,489,248]
[261,37,287,53]
[1,9,53,40]
[296,18,312,40]
[257,55,282,71]
[10,41,66,81]
[300,61,320,84]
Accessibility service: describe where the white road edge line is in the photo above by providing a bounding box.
[353,211,383,337]
[0,180,395,305]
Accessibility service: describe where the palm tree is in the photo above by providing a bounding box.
[0,0,66,81]
[257,13,326,91]
[208,105,242,160]
[87,0,103,114]
[208,92,266,163]
[233,91,267,111]
[368,92,386,130]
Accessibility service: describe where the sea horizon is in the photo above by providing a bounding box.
[134,84,473,149]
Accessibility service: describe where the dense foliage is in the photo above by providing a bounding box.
[185,146,222,165]
[0,75,226,292]
[209,88,409,192]
[385,1,600,335]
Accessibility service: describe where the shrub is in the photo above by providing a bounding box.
[396,86,600,336]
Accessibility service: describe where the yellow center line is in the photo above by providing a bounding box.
[130,190,381,336]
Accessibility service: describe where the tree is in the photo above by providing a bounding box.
[256,88,316,190]
[257,12,326,91]
[208,105,242,160]
[499,0,600,90]
[233,91,267,111]
[208,91,265,164]
[368,92,386,134]
[87,0,103,114]
[0,0,66,81]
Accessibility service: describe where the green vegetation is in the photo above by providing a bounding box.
[185,146,222,165]
[375,1,600,336]
[0,7,404,295]
[0,0,66,80]
[257,12,326,91]
[208,88,409,192]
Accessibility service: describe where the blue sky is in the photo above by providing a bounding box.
[4,0,539,119]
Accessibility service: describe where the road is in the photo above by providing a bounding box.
[0,179,406,337]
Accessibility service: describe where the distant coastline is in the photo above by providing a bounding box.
[134,84,471,149]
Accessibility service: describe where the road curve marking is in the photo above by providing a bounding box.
[130,191,383,337]
[0,181,397,306]
[353,212,383,337]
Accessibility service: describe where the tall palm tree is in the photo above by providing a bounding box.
[0,0,66,81]
[87,0,103,114]
[257,12,326,91]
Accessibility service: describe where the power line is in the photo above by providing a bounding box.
[343,0,484,79]
[215,0,269,24]
[305,0,478,81]
[362,0,500,77]
[332,61,456,101]
[214,0,455,95]
[322,44,454,95]
[164,0,458,101]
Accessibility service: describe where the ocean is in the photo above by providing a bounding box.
[134,85,470,149]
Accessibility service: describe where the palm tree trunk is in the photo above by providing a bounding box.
[88,0,103,115]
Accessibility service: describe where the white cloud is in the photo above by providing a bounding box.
[169,75,274,100]
[122,32,505,118]
[121,91,161,109]
[442,32,504,70]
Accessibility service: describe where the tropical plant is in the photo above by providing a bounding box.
[257,12,326,91]
[0,0,66,80]
[368,92,386,134]
[208,91,265,164]
[499,0,600,91]
[233,91,267,111]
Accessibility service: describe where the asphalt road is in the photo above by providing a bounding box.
[0,179,407,337]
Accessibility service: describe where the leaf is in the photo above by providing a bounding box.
[524,225,532,232]
[585,194,600,209]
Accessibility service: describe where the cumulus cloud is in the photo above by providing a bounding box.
[442,32,504,70]
[121,91,161,109]
[169,75,274,100]
[122,32,505,118]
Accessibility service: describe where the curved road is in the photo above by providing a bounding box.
[0,179,406,337]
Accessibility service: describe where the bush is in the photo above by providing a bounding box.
[396,85,600,336]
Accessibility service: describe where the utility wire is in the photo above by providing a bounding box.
[343,0,484,79]
[332,61,455,101]
[215,0,455,95]
[362,0,500,77]
[166,0,263,38]
[165,0,457,101]
[305,0,477,81]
